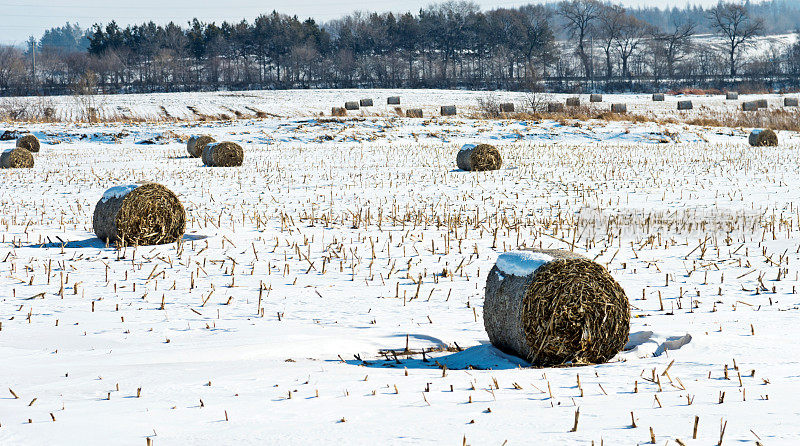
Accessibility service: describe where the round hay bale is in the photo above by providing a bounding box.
[566,97,580,107]
[652,93,665,101]
[500,103,515,113]
[345,101,360,111]
[16,134,40,152]
[331,107,346,117]
[406,109,423,118]
[547,102,564,113]
[742,101,758,111]
[749,129,778,147]
[0,148,34,169]
[359,98,373,107]
[187,135,216,158]
[456,143,502,172]
[590,94,602,103]
[610,103,627,113]
[441,105,457,116]
[726,92,738,100]
[784,97,798,107]
[202,142,244,167]
[677,100,693,110]
[756,99,768,108]
[93,183,185,246]
[387,96,401,105]
[484,249,630,366]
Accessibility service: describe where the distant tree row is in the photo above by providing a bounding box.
[1,0,800,96]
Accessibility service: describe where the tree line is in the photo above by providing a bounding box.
[1,0,800,97]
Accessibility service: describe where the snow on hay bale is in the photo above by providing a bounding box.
[186,135,216,158]
[1,148,34,169]
[93,183,185,246]
[359,98,373,107]
[16,134,40,152]
[610,103,627,113]
[749,129,778,147]
[331,107,346,117]
[500,103,515,113]
[406,109,423,118]
[387,96,401,105]
[345,101,360,110]
[202,141,244,167]
[756,99,768,108]
[652,93,665,101]
[456,143,502,172]
[590,94,602,103]
[726,92,738,100]
[484,249,630,366]
[441,105,457,116]
[784,97,799,107]
[566,97,580,107]
[742,101,758,111]
[677,100,693,110]
[547,102,565,112]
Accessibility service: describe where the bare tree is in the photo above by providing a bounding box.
[615,15,652,79]
[708,3,764,77]
[558,0,601,78]
[653,18,696,79]
[598,5,625,78]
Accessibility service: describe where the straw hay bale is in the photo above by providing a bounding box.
[610,103,627,113]
[186,135,216,158]
[360,98,373,107]
[749,129,778,147]
[456,143,502,172]
[566,97,580,107]
[590,94,602,103]
[652,93,665,101]
[345,101,360,110]
[677,100,693,110]
[726,92,738,100]
[331,107,346,117]
[387,96,401,105]
[784,97,798,107]
[93,183,185,246]
[756,99,768,108]
[484,249,629,366]
[441,105,457,116]
[500,103,515,113]
[16,134,39,152]
[742,101,758,111]
[0,148,34,169]
[202,142,244,167]
[547,103,564,112]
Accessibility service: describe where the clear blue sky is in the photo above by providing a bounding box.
[0,0,716,45]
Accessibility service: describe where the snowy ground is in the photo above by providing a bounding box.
[3,88,800,123]
[1,103,800,445]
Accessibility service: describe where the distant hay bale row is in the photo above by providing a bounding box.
[345,101,360,111]
[387,96,401,105]
[456,143,502,172]
[566,97,580,107]
[441,105,457,116]
[610,103,627,113]
[484,249,630,366]
[186,135,216,158]
[1,148,34,169]
[677,100,693,110]
[406,109,423,118]
[94,183,185,247]
[785,97,799,107]
[17,134,40,152]
[590,94,602,103]
[726,92,738,100]
[652,93,665,101]
[749,129,778,147]
[202,142,244,167]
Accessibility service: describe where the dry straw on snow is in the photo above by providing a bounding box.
[1,148,34,168]
[93,183,185,246]
[749,129,778,147]
[456,143,502,172]
[652,93,665,101]
[677,100,693,110]
[484,249,630,366]
[186,135,216,158]
[406,109,423,118]
[590,94,602,103]
[726,92,738,100]
[16,134,40,152]
[202,142,244,167]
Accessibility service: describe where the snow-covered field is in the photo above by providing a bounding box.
[1,97,800,445]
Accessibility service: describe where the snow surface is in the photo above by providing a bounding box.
[495,251,554,277]
[101,184,139,202]
[1,91,800,445]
